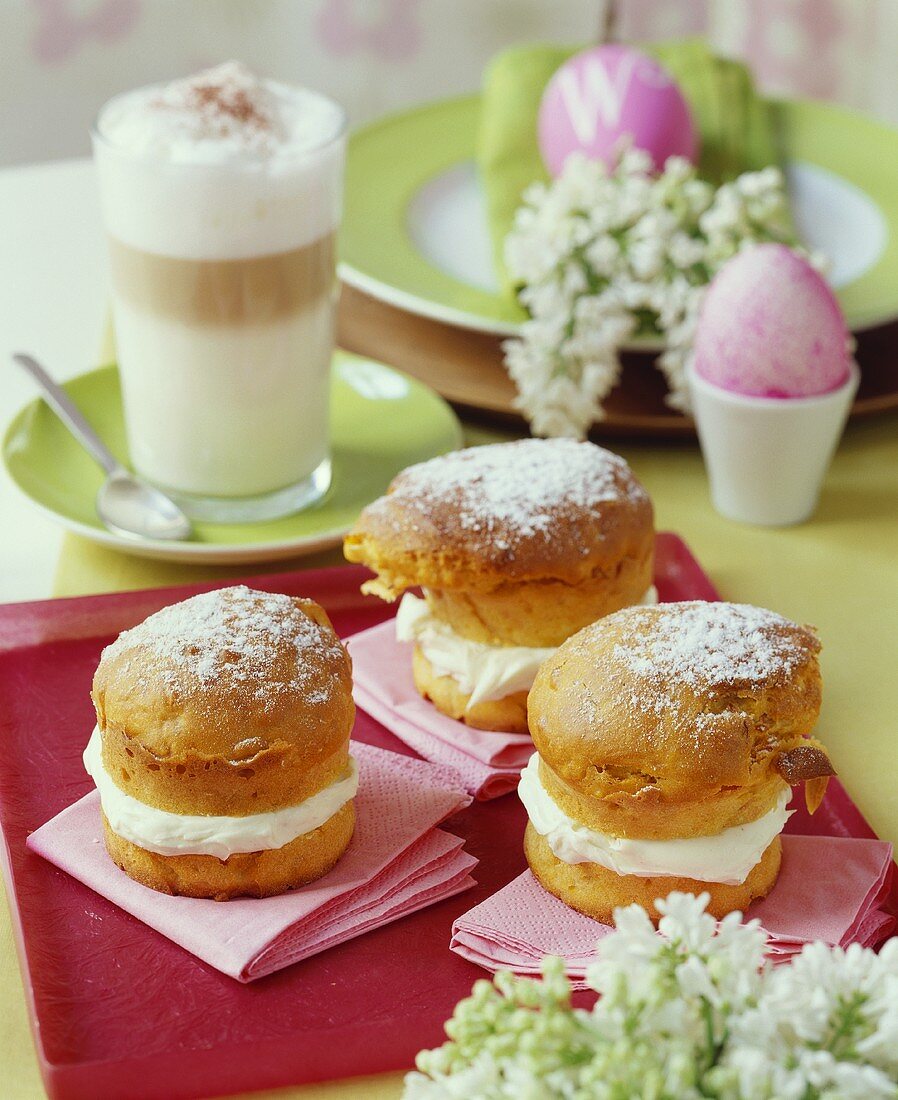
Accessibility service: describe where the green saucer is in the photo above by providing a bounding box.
[3,352,462,564]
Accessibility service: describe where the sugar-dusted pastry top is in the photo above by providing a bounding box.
[529,601,830,803]
[92,587,355,815]
[344,438,654,593]
[606,601,818,698]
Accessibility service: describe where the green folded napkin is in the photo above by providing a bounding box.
[478,38,782,295]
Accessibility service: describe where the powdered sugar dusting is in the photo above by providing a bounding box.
[102,586,345,704]
[370,439,646,556]
[545,603,819,774]
[608,602,815,694]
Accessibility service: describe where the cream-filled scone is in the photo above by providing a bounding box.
[344,439,655,733]
[521,601,835,922]
[88,586,356,900]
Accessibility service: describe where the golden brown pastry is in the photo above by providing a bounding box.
[86,585,357,900]
[344,438,655,733]
[519,600,834,922]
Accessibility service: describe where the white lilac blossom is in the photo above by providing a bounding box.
[403,892,898,1100]
[502,149,819,437]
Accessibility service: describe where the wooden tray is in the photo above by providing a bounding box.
[338,284,898,440]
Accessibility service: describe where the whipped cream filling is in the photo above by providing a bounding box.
[518,754,792,885]
[395,586,658,708]
[83,727,358,859]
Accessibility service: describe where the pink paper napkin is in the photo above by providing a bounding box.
[451,836,895,988]
[347,620,534,800]
[28,742,476,982]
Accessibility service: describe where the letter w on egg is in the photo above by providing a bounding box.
[557,52,638,143]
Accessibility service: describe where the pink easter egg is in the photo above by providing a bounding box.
[694,244,852,398]
[538,44,698,176]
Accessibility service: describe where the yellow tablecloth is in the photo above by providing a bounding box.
[5,414,898,1099]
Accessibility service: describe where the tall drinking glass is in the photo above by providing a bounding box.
[93,75,346,522]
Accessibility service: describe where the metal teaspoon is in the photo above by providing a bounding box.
[13,353,193,542]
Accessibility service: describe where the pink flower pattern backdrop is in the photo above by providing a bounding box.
[3,0,896,165]
[30,0,141,65]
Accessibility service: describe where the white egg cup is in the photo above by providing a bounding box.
[688,362,860,526]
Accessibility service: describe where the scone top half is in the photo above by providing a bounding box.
[528,601,834,841]
[91,586,355,818]
[344,438,655,647]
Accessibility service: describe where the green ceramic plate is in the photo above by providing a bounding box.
[3,352,462,564]
[341,94,898,340]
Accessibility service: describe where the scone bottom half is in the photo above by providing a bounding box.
[410,644,531,734]
[522,601,836,923]
[89,586,357,900]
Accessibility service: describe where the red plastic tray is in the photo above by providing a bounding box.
[0,534,884,1100]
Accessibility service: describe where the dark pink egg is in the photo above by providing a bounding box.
[538,44,698,176]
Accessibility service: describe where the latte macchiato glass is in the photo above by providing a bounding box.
[93,63,346,522]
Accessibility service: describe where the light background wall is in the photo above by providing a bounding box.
[1,0,897,168]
